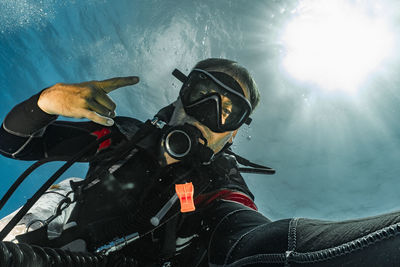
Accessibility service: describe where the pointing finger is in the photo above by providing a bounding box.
[94,76,140,93]
[94,92,117,112]
[87,99,115,118]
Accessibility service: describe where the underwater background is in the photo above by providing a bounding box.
[1,0,400,222]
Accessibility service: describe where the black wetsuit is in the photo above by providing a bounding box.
[0,92,258,266]
[3,92,400,266]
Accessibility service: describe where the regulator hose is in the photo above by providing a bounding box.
[0,241,138,267]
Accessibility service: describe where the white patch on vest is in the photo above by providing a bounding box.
[0,177,82,242]
[61,239,87,252]
[175,234,198,251]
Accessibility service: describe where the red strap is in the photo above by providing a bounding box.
[195,189,257,211]
[91,128,111,151]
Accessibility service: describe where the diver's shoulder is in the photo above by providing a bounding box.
[113,116,144,139]
[113,116,144,126]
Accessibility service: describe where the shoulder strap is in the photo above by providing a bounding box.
[114,116,143,140]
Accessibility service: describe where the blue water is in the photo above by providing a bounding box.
[1,0,400,222]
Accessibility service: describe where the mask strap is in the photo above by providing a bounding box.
[245,117,252,125]
[172,69,188,83]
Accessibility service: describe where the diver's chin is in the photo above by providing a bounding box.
[169,117,210,144]
[190,121,211,141]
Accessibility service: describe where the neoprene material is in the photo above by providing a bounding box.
[0,91,256,266]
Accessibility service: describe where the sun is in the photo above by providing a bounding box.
[281,0,394,93]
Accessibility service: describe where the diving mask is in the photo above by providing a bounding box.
[174,68,252,133]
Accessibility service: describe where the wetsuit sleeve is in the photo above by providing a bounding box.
[0,91,119,161]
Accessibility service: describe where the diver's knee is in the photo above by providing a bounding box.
[207,200,289,265]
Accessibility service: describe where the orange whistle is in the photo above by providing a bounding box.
[175,182,195,213]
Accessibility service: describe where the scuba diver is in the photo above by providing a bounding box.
[1,58,400,267]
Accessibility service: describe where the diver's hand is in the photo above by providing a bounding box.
[37,76,139,126]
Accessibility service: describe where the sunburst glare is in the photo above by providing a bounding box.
[281,0,395,93]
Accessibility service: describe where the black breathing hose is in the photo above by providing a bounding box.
[0,121,161,266]
[0,133,114,241]
[0,241,138,267]
[0,156,66,211]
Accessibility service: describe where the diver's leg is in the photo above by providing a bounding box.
[289,211,400,266]
[205,199,288,267]
[205,200,400,266]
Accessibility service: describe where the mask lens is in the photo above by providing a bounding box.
[223,95,250,129]
[185,94,221,131]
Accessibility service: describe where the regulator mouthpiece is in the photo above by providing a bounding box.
[165,129,192,159]
[162,123,214,163]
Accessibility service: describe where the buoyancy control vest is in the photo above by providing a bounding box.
[11,117,234,255]
[65,117,257,254]
[2,106,274,265]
